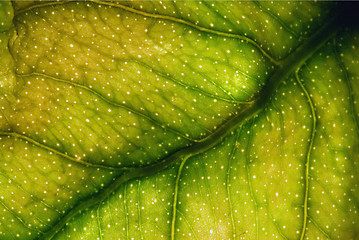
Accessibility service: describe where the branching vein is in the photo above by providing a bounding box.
[295,70,317,240]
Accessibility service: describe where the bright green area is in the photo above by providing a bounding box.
[0,1,358,239]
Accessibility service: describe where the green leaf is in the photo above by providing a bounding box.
[0,1,358,239]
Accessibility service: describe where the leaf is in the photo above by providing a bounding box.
[0,1,358,239]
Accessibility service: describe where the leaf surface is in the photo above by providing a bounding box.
[0,1,358,239]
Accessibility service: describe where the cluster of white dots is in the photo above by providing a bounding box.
[119,0,330,59]
[4,0,277,172]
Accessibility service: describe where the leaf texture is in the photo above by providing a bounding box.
[0,1,358,239]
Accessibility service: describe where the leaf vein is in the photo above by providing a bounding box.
[295,69,317,240]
